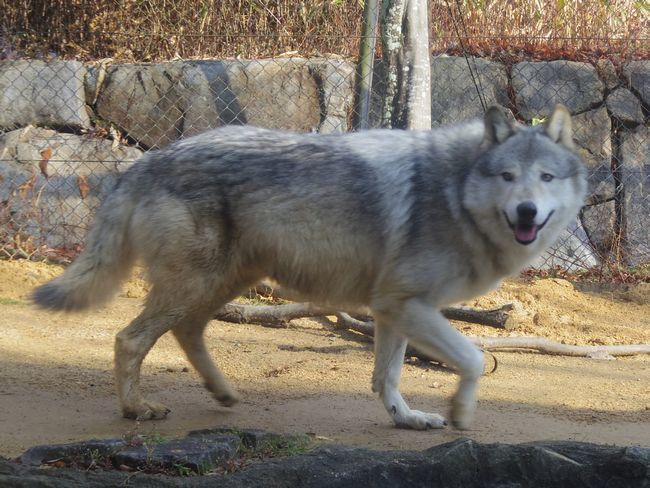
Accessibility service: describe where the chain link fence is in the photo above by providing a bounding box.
[0,3,648,278]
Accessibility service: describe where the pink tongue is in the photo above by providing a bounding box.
[515,225,538,242]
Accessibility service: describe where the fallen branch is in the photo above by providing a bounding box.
[241,286,515,329]
[442,304,514,329]
[215,301,650,359]
[215,303,331,328]
[469,336,650,359]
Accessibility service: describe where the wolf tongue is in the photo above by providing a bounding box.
[515,225,538,243]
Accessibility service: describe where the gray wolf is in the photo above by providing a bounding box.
[33,105,586,430]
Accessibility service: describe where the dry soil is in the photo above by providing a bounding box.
[0,260,648,458]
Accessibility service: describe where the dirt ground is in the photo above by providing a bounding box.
[0,260,648,458]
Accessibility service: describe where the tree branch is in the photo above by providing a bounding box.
[215,302,650,359]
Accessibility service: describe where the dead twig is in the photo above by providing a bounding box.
[469,336,650,359]
[215,302,331,328]
[215,301,650,359]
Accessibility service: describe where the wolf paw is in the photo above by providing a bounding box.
[122,400,171,421]
[451,399,475,430]
[394,409,448,430]
[214,391,240,407]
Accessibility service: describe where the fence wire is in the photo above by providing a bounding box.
[0,19,648,277]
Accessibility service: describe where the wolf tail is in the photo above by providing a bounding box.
[32,179,137,311]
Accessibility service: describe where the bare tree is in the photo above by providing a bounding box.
[380,0,431,129]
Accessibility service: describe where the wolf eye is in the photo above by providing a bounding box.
[501,172,514,182]
[541,173,554,182]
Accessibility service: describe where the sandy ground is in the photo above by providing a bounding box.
[0,260,649,458]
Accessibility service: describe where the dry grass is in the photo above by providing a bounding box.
[0,0,647,61]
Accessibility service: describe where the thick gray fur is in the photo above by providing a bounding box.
[33,105,587,429]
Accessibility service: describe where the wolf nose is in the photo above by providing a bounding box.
[517,201,537,221]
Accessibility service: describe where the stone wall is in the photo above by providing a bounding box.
[0,56,648,267]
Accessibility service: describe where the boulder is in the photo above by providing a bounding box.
[0,60,91,130]
[606,88,644,125]
[0,127,141,249]
[189,58,322,133]
[512,61,604,119]
[623,60,650,107]
[94,62,218,148]
[3,435,649,487]
[533,221,599,271]
[113,434,241,473]
[621,126,650,266]
[429,56,510,125]
[571,107,613,200]
[308,59,355,133]
[595,58,619,90]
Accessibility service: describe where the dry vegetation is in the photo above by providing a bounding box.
[0,0,647,61]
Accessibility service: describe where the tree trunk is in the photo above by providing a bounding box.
[354,0,380,130]
[380,0,431,129]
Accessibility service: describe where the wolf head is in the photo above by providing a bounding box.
[462,105,587,259]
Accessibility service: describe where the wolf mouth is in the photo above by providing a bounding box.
[504,210,555,245]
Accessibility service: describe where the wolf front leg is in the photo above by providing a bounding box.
[372,321,448,429]
[373,298,485,430]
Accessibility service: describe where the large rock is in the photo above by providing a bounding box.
[0,127,141,249]
[572,107,613,199]
[621,126,650,265]
[429,56,509,125]
[188,58,324,133]
[606,88,644,125]
[0,60,91,130]
[623,60,650,107]
[113,434,241,473]
[534,221,599,271]
[3,436,649,487]
[93,62,218,149]
[581,201,615,259]
[512,61,604,119]
[308,59,355,133]
[570,108,617,262]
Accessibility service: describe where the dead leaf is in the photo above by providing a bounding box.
[39,147,52,178]
[18,170,37,198]
[77,175,90,199]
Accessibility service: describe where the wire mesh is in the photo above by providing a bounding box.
[0,2,648,277]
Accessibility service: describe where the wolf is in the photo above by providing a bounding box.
[33,105,586,430]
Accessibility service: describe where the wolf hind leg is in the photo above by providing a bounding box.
[172,308,240,407]
[114,305,179,420]
[372,321,448,430]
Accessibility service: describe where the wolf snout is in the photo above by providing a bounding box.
[516,201,537,223]
[504,201,554,245]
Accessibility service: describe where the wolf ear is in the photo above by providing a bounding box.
[483,106,514,145]
[545,104,574,149]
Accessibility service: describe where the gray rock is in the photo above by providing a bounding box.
[188,427,310,454]
[596,58,620,90]
[20,439,127,467]
[308,59,355,133]
[0,126,141,176]
[623,60,650,107]
[512,61,604,119]
[3,437,649,487]
[95,62,219,148]
[0,60,91,130]
[572,107,613,199]
[429,56,509,125]
[190,58,323,133]
[534,221,599,271]
[113,434,240,473]
[621,125,650,266]
[606,88,644,124]
[0,127,140,249]
[581,201,615,259]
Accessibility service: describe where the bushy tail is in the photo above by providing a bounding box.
[32,182,136,311]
